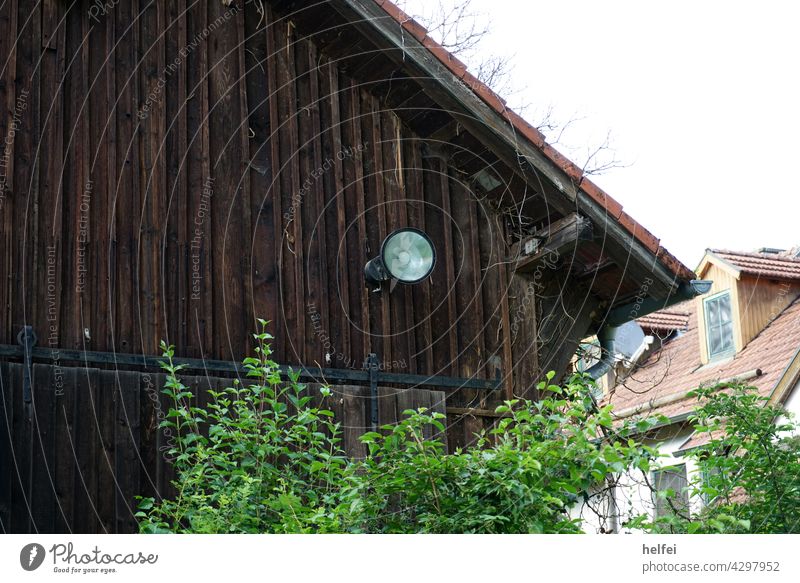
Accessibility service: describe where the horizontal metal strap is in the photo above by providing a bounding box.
[0,344,501,391]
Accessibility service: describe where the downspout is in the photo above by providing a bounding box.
[585,325,618,380]
[586,280,712,380]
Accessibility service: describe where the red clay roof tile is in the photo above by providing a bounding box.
[709,249,800,281]
[401,16,428,42]
[605,295,800,423]
[618,211,660,254]
[582,178,624,220]
[637,310,690,333]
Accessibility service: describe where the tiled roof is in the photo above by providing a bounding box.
[374,0,695,282]
[709,248,800,280]
[637,309,690,334]
[604,295,800,425]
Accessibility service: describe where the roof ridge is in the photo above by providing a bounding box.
[710,248,800,263]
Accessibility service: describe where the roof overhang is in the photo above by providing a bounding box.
[329,0,694,301]
[279,0,698,311]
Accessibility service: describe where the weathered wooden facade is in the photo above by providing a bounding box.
[1,0,695,532]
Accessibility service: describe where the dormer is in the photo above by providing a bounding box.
[695,249,800,365]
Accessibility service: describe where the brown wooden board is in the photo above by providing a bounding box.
[72,366,101,533]
[53,365,77,533]
[0,362,12,531]
[30,364,57,532]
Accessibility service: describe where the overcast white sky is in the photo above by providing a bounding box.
[402,0,799,268]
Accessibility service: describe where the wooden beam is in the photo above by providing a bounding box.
[446,406,510,419]
[512,213,593,274]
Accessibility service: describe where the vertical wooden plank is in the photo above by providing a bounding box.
[341,385,367,459]
[36,0,66,365]
[30,364,57,533]
[234,0,254,360]
[380,111,414,370]
[283,18,305,364]
[136,368,160,515]
[438,160,459,374]
[326,62,351,366]
[377,385,399,430]
[72,366,100,533]
[164,0,189,355]
[264,5,285,362]
[349,83,371,362]
[0,362,14,531]
[406,138,433,373]
[185,0,213,359]
[59,0,89,356]
[477,205,503,386]
[317,59,340,366]
[154,372,176,502]
[10,0,40,346]
[96,369,115,533]
[138,0,166,356]
[497,226,516,399]
[510,273,542,399]
[114,370,140,533]
[451,178,485,378]
[303,41,331,369]
[245,3,278,353]
[112,0,141,356]
[41,0,59,49]
[9,363,32,532]
[53,366,77,533]
[395,386,417,428]
[450,177,485,444]
[421,156,450,374]
[294,38,322,369]
[272,12,299,364]
[362,93,392,364]
[338,78,364,367]
[0,0,19,345]
[84,0,112,355]
[207,0,245,360]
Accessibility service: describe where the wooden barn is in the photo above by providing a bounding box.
[0,0,696,533]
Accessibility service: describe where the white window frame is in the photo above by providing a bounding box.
[703,290,735,361]
[651,463,690,519]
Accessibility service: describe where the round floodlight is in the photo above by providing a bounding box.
[382,229,435,283]
[364,228,436,287]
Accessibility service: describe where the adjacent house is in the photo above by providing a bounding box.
[574,247,800,533]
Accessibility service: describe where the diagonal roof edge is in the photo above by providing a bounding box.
[697,249,743,279]
[371,0,695,283]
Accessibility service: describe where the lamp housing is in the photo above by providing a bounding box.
[364,228,436,286]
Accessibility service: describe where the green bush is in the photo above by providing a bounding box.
[344,374,661,533]
[136,324,662,534]
[638,384,800,534]
[137,324,348,533]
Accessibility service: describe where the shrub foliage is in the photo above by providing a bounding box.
[137,324,800,533]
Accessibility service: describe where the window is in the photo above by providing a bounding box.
[704,291,734,360]
[652,464,689,519]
